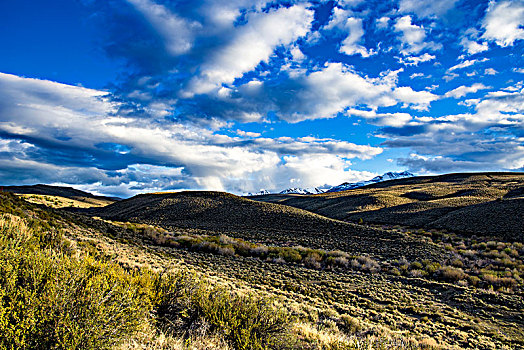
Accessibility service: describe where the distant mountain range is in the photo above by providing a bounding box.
[246,171,414,196]
[326,171,415,193]
[279,187,326,195]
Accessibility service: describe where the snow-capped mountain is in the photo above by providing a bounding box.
[279,187,326,195]
[246,189,271,196]
[244,172,414,196]
[327,171,414,193]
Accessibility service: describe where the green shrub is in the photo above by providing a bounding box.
[451,258,464,268]
[275,247,302,263]
[153,272,292,350]
[339,314,362,334]
[424,262,441,275]
[409,261,423,270]
[438,266,466,282]
[0,214,151,350]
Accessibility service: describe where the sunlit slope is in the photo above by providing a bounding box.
[251,173,524,241]
[3,184,117,208]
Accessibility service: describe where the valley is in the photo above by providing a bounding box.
[1,172,523,349]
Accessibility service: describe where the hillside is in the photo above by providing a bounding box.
[2,184,117,208]
[250,172,524,241]
[2,176,524,349]
[91,191,446,261]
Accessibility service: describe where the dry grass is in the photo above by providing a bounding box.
[2,173,523,350]
[19,193,113,208]
[252,173,524,241]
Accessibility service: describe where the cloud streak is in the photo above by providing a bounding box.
[0,72,381,196]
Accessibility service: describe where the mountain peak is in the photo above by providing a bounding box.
[279,187,325,195]
[327,171,415,193]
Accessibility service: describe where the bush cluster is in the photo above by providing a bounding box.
[0,212,293,350]
[142,229,383,274]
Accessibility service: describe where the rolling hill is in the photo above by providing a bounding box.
[91,190,448,261]
[1,173,523,349]
[2,184,118,208]
[249,172,524,241]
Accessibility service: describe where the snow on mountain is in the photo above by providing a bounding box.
[244,172,414,196]
[327,171,414,193]
[246,189,271,196]
[279,187,326,195]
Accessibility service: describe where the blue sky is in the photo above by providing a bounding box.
[0,0,523,197]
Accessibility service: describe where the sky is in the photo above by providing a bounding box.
[0,0,523,197]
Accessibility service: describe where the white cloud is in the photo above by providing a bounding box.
[279,63,395,121]
[197,0,269,29]
[392,86,439,110]
[447,58,488,72]
[265,63,438,121]
[376,16,390,29]
[340,18,375,57]
[236,129,261,138]
[460,37,489,55]
[444,83,490,99]
[325,9,375,57]
[187,4,313,95]
[410,72,425,79]
[482,0,524,47]
[383,86,524,172]
[127,0,200,55]
[347,109,414,127]
[0,72,385,195]
[394,16,441,55]
[484,68,497,75]
[275,154,376,190]
[399,53,436,66]
[398,0,459,18]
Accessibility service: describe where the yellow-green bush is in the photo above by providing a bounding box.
[0,212,294,350]
[152,271,292,350]
[0,213,152,350]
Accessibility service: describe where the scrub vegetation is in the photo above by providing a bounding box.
[1,172,523,349]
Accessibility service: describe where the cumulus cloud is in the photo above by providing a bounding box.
[325,8,375,57]
[447,58,488,72]
[238,63,437,122]
[399,53,436,66]
[0,72,383,195]
[347,109,413,127]
[186,4,314,95]
[127,0,200,55]
[444,83,490,99]
[381,86,524,173]
[392,86,439,110]
[394,16,442,55]
[482,0,524,47]
[274,154,376,190]
[460,37,489,55]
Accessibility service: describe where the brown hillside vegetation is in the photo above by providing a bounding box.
[250,173,524,241]
[91,191,447,261]
[3,184,117,208]
[3,173,524,349]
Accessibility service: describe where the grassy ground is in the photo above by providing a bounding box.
[86,190,523,349]
[1,176,523,349]
[19,193,113,208]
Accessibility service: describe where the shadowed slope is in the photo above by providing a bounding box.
[92,191,448,261]
[251,173,524,241]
